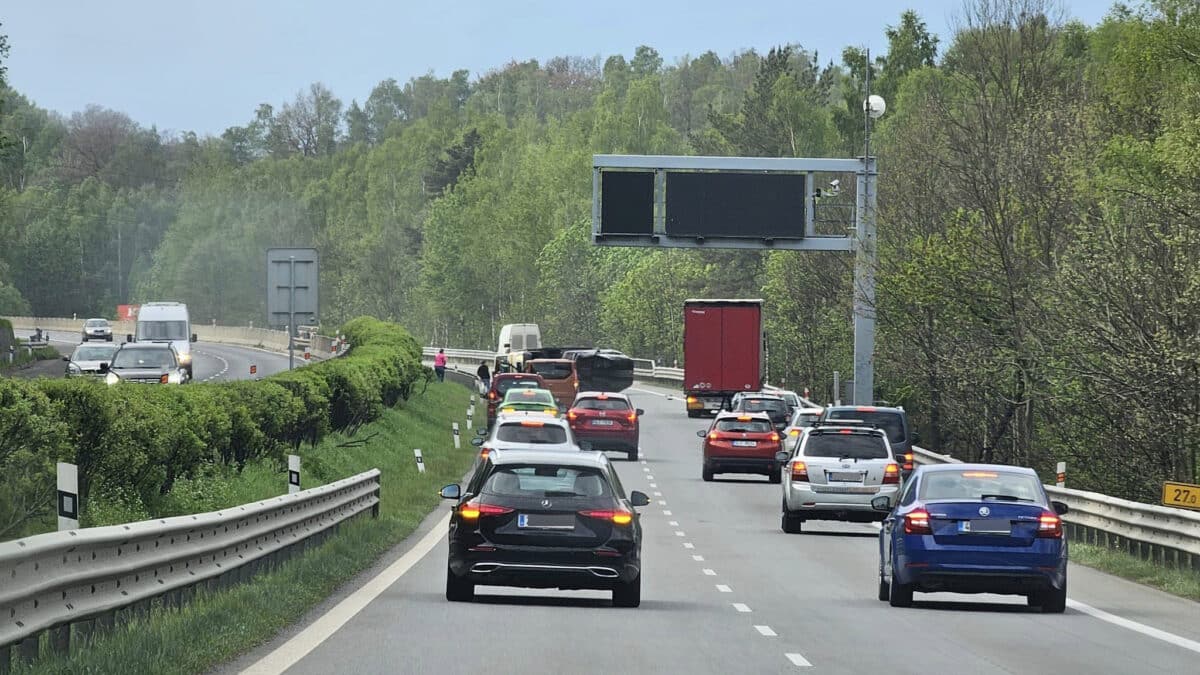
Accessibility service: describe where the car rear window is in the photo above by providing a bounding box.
[827,409,906,444]
[529,362,573,379]
[919,471,1044,503]
[575,397,630,411]
[792,413,821,427]
[73,346,117,361]
[112,348,175,368]
[483,465,612,497]
[715,419,773,433]
[495,378,541,395]
[495,423,568,444]
[741,399,788,415]
[503,390,556,406]
[803,433,888,460]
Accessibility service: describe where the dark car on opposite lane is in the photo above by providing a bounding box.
[875,463,1069,612]
[441,449,650,607]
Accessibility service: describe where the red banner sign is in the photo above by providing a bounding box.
[117,304,141,320]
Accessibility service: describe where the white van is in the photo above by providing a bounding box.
[134,302,197,378]
[496,323,541,355]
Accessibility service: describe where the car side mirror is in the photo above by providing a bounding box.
[1051,500,1069,516]
[470,437,484,447]
[62,355,70,362]
[440,484,461,500]
[126,334,133,343]
[629,491,650,507]
[636,408,645,416]
[774,450,789,462]
[476,429,488,437]
[98,363,110,374]
[695,429,707,438]
[191,333,198,343]
[871,496,892,512]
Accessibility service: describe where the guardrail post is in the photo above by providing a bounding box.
[49,625,69,654]
[17,635,38,664]
[75,618,95,645]
[0,644,10,675]
[96,610,115,634]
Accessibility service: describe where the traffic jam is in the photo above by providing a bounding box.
[439,300,1069,612]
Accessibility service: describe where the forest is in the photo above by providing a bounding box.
[0,0,1197,500]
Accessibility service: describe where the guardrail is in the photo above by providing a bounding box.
[0,469,381,669]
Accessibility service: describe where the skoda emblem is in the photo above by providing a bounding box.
[541,499,552,509]
[978,506,991,517]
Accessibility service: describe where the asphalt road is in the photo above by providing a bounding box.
[228,382,1200,675]
[5,330,294,382]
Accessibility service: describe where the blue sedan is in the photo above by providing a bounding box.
[874,463,1069,612]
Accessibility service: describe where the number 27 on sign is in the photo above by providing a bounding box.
[1162,481,1200,511]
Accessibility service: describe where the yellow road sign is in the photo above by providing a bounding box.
[1162,481,1200,511]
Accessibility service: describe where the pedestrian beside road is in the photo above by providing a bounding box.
[434,348,447,382]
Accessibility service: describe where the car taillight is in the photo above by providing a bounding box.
[567,409,579,421]
[579,509,634,526]
[790,461,808,481]
[479,446,492,459]
[903,453,913,471]
[686,396,697,404]
[708,432,719,441]
[769,432,780,443]
[159,374,169,384]
[627,412,637,423]
[459,501,513,521]
[904,509,932,535]
[882,463,900,484]
[1037,511,1063,538]
[788,429,800,437]
[488,391,499,401]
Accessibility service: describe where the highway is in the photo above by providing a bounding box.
[229,382,1200,675]
[7,330,293,382]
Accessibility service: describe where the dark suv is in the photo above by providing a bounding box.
[818,405,919,476]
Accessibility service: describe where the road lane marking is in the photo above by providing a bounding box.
[702,568,716,576]
[643,467,650,472]
[641,460,647,464]
[669,520,679,526]
[755,625,777,637]
[674,531,686,537]
[733,603,751,613]
[716,584,731,593]
[692,555,704,561]
[1068,599,1200,655]
[683,543,695,549]
[240,520,445,674]
[647,475,655,480]
[649,483,657,488]
[663,510,672,516]
[629,387,670,398]
[654,491,663,496]
[658,500,667,505]
[786,653,813,667]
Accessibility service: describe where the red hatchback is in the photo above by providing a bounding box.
[698,412,782,483]
[567,392,643,461]
[486,373,548,427]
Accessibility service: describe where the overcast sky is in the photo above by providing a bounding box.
[3,0,1114,136]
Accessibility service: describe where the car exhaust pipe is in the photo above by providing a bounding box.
[588,567,620,578]
[470,563,501,574]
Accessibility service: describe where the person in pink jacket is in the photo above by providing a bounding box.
[434,348,447,382]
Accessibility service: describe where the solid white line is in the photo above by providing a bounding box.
[674,530,686,537]
[683,542,695,549]
[1068,600,1200,655]
[669,520,679,526]
[716,584,732,593]
[732,603,751,613]
[702,568,716,576]
[755,625,777,637]
[241,522,445,674]
[786,653,813,667]
[692,555,704,562]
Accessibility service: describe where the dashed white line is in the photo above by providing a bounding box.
[732,603,751,613]
[786,653,813,667]
[692,555,705,562]
[641,460,648,465]
[674,531,686,537]
[663,510,672,516]
[654,491,663,496]
[658,500,667,505]
[702,568,716,576]
[683,542,695,549]
[646,475,655,480]
[643,467,650,472]
[668,520,679,526]
[649,483,658,488]
[715,584,732,593]
[754,625,777,637]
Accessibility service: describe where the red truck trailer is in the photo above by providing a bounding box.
[682,299,764,417]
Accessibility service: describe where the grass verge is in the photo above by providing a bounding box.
[1071,542,1200,602]
[18,379,475,675]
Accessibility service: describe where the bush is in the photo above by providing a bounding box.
[0,379,71,540]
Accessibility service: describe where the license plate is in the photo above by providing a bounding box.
[732,440,756,447]
[828,471,862,482]
[959,519,1011,534]
[591,419,615,426]
[813,485,877,494]
[517,514,575,530]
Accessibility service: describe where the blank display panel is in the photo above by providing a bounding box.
[599,171,655,236]
[665,172,806,238]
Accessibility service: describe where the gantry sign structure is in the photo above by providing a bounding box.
[590,153,879,405]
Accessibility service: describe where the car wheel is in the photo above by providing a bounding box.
[445,565,474,602]
[781,499,803,534]
[687,410,699,419]
[888,573,913,608]
[877,573,890,602]
[106,335,113,342]
[81,336,88,342]
[768,468,781,484]
[1039,585,1067,614]
[702,464,714,482]
[612,574,641,608]
[628,448,639,461]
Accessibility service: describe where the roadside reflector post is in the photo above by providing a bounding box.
[414,449,425,473]
[1056,461,1066,488]
[467,405,474,430]
[57,462,79,531]
[288,455,301,494]
[304,351,311,361]
[452,422,461,449]
[250,364,257,376]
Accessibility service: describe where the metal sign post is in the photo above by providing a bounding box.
[266,248,319,372]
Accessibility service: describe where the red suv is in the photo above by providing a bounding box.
[486,373,548,427]
[698,412,783,483]
[567,392,643,461]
